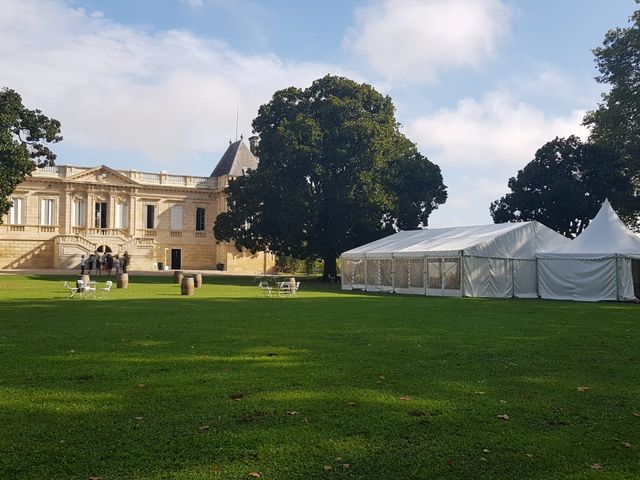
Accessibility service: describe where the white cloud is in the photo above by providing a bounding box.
[0,0,346,173]
[405,89,589,169]
[345,0,511,83]
[404,89,590,226]
[181,0,204,7]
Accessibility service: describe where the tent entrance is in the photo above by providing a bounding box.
[632,259,640,299]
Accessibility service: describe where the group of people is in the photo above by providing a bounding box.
[80,251,130,276]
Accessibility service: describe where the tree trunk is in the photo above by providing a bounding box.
[322,255,337,282]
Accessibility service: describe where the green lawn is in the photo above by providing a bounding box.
[0,275,639,479]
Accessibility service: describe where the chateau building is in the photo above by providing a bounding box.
[0,137,274,272]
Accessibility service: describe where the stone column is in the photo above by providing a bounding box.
[128,192,136,236]
[86,192,94,230]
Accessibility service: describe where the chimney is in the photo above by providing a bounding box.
[249,135,259,156]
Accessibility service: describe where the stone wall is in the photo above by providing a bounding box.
[0,239,55,269]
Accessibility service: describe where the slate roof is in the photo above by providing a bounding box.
[210,140,258,177]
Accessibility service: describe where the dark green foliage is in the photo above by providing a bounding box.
[214,75,447,279]
[490,136,638,237]
[1,275,640,479]
[0,88,62,221]
[584,1,640,173]
[274,255,323,275]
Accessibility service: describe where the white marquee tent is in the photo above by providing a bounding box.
[538,200,640,302]
[341,222,569,298]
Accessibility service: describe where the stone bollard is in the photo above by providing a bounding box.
[181,276,195,296]
[173,270,184,284]
[193,272,203,288]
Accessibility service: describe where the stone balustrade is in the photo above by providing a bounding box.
[32,165,221,189]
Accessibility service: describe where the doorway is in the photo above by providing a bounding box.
[95,202,108,228]
[171,249,182,270]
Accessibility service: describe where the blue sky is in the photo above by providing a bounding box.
[1,0,636,226]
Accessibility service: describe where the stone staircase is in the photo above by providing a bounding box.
[54,233,157,269]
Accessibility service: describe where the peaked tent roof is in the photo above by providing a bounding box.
[541,200,640,257]
[342,221,569,259]
[210,140,258,177]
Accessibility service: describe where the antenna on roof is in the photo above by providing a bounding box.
[235,106,239,142]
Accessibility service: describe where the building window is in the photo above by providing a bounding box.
[170,205,183,230]
[95,202,108,228]
[115,201,129,229]
[146,204,156,229]
[72,199,86,227]
[196,207,205,231]
[40,198,56,226]
[9,197,25,225]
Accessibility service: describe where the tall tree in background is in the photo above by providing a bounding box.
[490,136,638,237]
[584,1,640,174]
[214,75,447,279]
[492,3,640,235]
[0,88,62,222]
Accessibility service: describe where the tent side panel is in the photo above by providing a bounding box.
[462,257,513,298]
[617,256,636,301]
[365,258,393,292]
[513,259,538,298]
[341,257,366,290]
[394,256,427,295]
[538,257,617,301]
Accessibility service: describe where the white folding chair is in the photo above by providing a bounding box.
[76,280,96,299]
[259,281,273,297]
[98,280,113,299]
[277,281,292,296]
[63,281,79,299]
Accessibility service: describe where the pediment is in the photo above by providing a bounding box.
[66,166,140,186]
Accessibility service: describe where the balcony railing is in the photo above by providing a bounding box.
[72,227,128,237]
[0,224,59,235]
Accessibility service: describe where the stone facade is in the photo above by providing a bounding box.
[0,140,275,272]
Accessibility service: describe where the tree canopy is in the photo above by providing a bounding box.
[584,0,640,172]
[0,88,62,221]
[214,75,447,278]
[490,136,638,237]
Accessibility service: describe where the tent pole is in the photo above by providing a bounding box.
[391,254,395,293]
[615,254,620,301]
[459,251,465,297]
[535,257,540,298]
[423,256,427,297]
[511,258,515,298]
[364,254,367,292]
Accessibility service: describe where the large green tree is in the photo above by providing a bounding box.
[490,136,638,237]
[0,88,62,222]
[584,1,640,174]
[214,75,447,279]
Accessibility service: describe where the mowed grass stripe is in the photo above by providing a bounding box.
[0,275,639,479]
